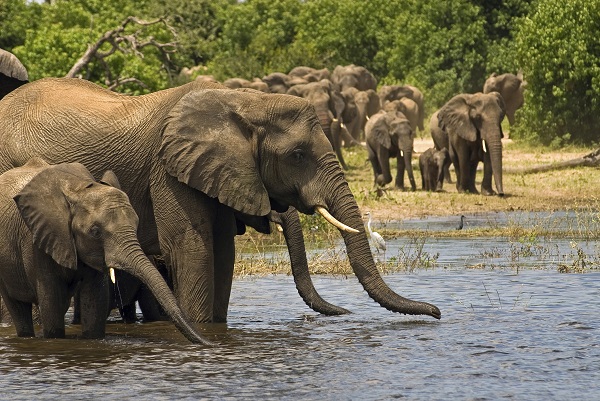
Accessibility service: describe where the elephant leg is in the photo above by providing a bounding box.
[395,155,406,190]
[0,284,34,336]
[79,269,109,339]
[212,203,237,323]
[36,280,70,338]
[481,150,495,196]
[330,120,348,170]
[367,145,382,186]
[377,147,393,187]
[467,152,480,194]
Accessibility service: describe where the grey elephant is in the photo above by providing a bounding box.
[378,84,425,133]
[331,64,377,92]
[261,72,295,93]
[0,78,441,324]
[0,157,210,343]
[419,148,451,192]
[287,79,352,170]
[483,72,526,126]
[288,66,330,82]
[353,88,381,140]
[383,98,420,136]
[222,77,269,92]
[0,48,28,100]
[437,92,506,196]
[429,110,453,184]
[365,110,417,191]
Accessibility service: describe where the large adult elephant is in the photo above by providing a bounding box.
[378,84,425,133]
[437,92,506,196]
[0,78,441,323]
[288,66,330,82]
[483,72,526,126]
[365,110,417,191]
[0,48,28,100]
[331,64,377,92]
[383,98,420,135]
[0,157,209,343]
[287,79,352,170]
[353,89,381,140]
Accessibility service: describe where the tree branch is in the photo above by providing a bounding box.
[506,148,600,174]
[65,16,177,90]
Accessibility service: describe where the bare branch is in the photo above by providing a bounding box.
[66,16,178,90]
[506,148,600,174]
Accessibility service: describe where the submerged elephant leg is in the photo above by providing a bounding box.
[0,284,34,337]
[79,269,110,339]
[212,203,237,323]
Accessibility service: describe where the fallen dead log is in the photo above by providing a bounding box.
[506,148,600,174]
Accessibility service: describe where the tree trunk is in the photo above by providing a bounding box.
[506,148,600,174]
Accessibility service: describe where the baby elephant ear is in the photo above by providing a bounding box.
[160,89,271,216]
[13,162,94,270]
[438,94,477,142]
[99,170,122,190]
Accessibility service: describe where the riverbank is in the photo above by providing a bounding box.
[234,139,600,275]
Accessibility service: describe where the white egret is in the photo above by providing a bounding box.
[365,212,386,253]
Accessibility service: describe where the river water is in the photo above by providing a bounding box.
[1,212,600,400]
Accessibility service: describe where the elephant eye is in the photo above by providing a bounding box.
[89,225,102,239]
[291,149,305,163]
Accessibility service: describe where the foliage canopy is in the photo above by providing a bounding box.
[1,0,598,145]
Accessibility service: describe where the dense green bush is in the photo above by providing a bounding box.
[513,0,600,146]
[4,0,597,145]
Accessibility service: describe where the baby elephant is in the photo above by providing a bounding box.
[0,158,210,344]
[419,147,451,192]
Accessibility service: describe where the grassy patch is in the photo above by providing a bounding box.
[234,141,600,276]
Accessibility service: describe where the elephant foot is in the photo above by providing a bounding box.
[481,188,496,196]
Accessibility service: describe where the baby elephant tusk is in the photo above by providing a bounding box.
[316,206,359,233]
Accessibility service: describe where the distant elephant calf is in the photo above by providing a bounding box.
[0,157,210,344]
[419,148,451,192]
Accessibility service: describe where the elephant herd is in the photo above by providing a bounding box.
[206,64,525,198]
[0,51,442,344]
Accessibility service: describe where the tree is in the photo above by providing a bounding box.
[513,0,600,145]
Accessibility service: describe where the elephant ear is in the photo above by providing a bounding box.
[160,89,270,216]
[99,170,122,190]
[14,162,95,269]
[438,94,477,142]
[370,113,392,149]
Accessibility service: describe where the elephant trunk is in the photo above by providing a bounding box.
[271,209,351,315]
[487,135,504,196]
[107,238,214,345]
[315,155,441,319]
[402,148,416,190]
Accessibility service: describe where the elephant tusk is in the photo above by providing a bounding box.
[341,123,346,128]
[316,206,359,233]
[400,150,404,157]
[109,268,116,284]
[366,115,370,121]
[276,223,284,232]
[482,140,487,153]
